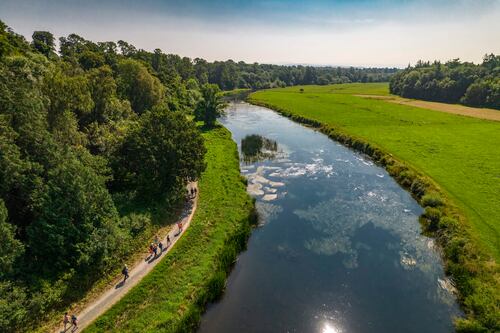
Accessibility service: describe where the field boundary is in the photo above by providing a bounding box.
[248,98,499,332]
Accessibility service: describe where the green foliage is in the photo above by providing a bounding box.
[390,55,500,109]
[31,31,55,58]
[116,59,164,114]
[195,83,226,127]
[27,150,120,273]
[423,207,442,231]
[421,193,444,207]
[0,200,24,278]
[0,281,28,331]
[112,106,206,200]
[85,126,255,333]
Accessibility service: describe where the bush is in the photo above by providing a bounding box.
[421,193,444,207]
[423,207,442,231]
[410,179,427,198]
[455,318,488,333]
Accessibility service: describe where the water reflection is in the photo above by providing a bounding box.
[241,134,282,163]
[198,103,461,333]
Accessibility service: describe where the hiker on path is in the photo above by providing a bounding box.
[152,243,158,257]
[71,314,78,332]
[63,312,70,331]
[177,221,183,234]
[154,234,159,245]
[166,234,171,247]
[158,241,163,253]
[122,264,129,282]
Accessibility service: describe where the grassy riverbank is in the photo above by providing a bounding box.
[249,83,499,332]
[84,125,255,332]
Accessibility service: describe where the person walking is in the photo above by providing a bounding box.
[122,264,129,282]
[158,241,163,253]
[154,234,159,245]
[152,243,158,257]
[71,314,78,332]
[166,234,171,247]
[63,312,70,331]
[177,221,183,233]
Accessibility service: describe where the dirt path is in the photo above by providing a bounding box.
[354,94,500,121]
[55,183,198,333]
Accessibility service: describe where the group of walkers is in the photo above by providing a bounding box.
[62,312,78,332]
[63,185,197,332]
[147,234,167,260]
[189,186,197,198]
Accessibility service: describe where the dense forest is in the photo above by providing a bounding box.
[0,20,397,331]
[390,55,500,109]
[0,21,210,331]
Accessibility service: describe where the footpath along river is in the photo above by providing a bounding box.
[198,102,461,333]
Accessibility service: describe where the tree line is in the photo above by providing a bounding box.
[52,34,398,92]
[389,55,500,109]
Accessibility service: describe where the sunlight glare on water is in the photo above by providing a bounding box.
[322,322,342,333]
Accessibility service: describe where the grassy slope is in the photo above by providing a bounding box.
[250,83,500,260]
[84,126,255,332]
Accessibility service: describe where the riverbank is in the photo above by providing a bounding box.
[83,125,256,332]
[248,84,499,332]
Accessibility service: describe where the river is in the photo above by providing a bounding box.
[198,102,461,333]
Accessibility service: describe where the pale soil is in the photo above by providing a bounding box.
[354,94,500,121]
[53,183,198,333]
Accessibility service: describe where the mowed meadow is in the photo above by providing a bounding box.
[250,83,500,261]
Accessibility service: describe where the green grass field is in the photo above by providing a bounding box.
[84,126,255,332]
[250,83,500,261]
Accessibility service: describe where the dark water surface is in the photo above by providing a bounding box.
[198,103,461,333]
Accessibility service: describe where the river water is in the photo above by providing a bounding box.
[198,102,461,333]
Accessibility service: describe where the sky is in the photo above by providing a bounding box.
[1,0,499,67]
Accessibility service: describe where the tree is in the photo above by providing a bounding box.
[116,59,164,114]
[31,31,55,57]
[195,83,226,127]
[112,106,206,200]
[27,150,120,273]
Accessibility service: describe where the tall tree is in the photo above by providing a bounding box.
[195,83,226,127]
[31,31,55,57]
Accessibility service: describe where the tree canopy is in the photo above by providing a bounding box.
[195,83,227,127]
[390,55,500,109]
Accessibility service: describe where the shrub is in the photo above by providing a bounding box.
[422,193,444,207]
[455,318,487,333]
[423,207,442,231]
[410,178,427,198]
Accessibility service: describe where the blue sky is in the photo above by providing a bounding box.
[1,0,499,67]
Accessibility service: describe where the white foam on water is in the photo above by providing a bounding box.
[262,194,278,201]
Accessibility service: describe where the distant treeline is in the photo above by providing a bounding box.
[390,55,500,109]
[55,35,397,91]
